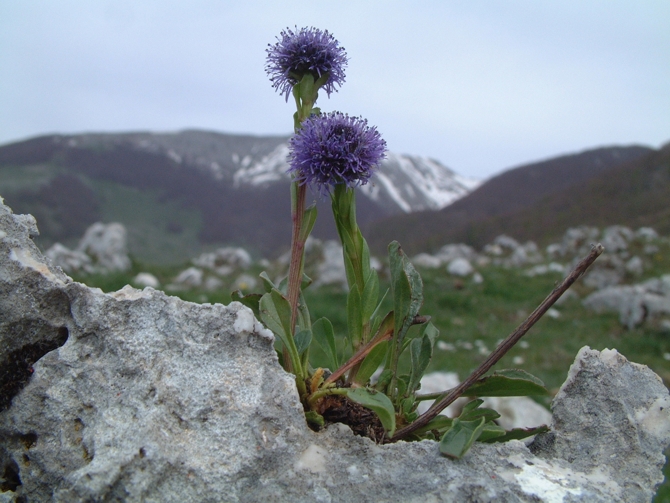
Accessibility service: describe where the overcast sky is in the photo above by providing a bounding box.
[1,1,668,179]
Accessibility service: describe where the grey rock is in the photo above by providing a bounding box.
[636,227,659,241]
[313,240,348,289]
[583,278,670,329]
[625,255,644,276]
[193,247,253,272]
[435,243,478,264]
[530,347,670,503]
[132,272,161,289]
[1,201,669,502]
[412,252,442,269]
[601,225,633,253]
[447,257,474,277]
[45,243,94,274]
[170,266,204,289]
[525,262,565,277]
[76,222,131,272]
[493,235,520,251]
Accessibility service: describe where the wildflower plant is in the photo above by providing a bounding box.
[233,27,603,456]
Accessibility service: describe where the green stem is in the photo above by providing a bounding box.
[308,387,348,406]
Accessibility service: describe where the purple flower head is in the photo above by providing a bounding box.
[288,112,387,195]
[266,27,348,101]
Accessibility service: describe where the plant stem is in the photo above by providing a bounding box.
[287,182,307,332]
[308,387,348,406]
[324,330,393,385]
[390,243,604,442]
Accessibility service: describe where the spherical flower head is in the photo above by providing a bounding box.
[288,112,387,195]
[266,27,348,101]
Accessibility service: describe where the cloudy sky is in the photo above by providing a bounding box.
[1,1,668,179]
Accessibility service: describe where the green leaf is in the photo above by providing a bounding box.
[305,410,325,428]
[347,285,363,348]
[420,321,439,346]
[480,425,550,443]
[410,415,453,438]
[408,331,433,395]
[299,203,318,242]
[259,271,277,293]
[388,241,424,369]
[439,417,487,459]
[231,291,262,318]
[460,406,500,423]
[361,269,380,322]
[296,290,311,332]
[463,370,549,397]
[401,396,415,416]
[259,289,301,375]
[294,329,312,357]
[462,398,484,413]
[312,318,338,370]
[374,369,393,391]
[361,238,372,285]
[477,423,507,442]
[346,388,396,437]
[353,341,388,386]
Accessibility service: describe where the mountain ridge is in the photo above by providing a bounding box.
[365,143,661,255]
[0,130,477,261]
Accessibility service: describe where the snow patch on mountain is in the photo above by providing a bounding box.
[231,143,480,212]
[233,143,290,188]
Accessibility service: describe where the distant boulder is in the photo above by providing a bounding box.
[46,222,131,274]
[132,272,160,289]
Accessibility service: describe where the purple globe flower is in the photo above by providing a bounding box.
[266,27,348,101]
[288,112,387,194]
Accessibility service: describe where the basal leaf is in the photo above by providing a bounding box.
[259,271,277,293]
[259,291,288,343]
[347,285,363,348]
[477,423,507,442]
[353,341,388,386]
[362,269,380,322]
[480,425,550,443]
[420,321,439,346]
[305,410,325,428]
[294,329,312,357]
[462,399,485,414]
[463,370,549,397]
[439,417,487,459]
[410,415,453,438]
[374,369,393,391]
[408,331,433,395]
[346,388,396,437]
[460,406,500,423]
[231,291,262,318]
[312,317,338,370]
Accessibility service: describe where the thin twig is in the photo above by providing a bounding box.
[390,243,604,442]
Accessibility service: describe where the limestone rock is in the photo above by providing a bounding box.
[45,243,94,274]
[530,347,670,503]
[193,247,253,273]
[313,240,348,289]
[447,257,474,277]
[132,272,160,289]
[583,277,670,329]
[1,200,669,502]
[77,222,131,272]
